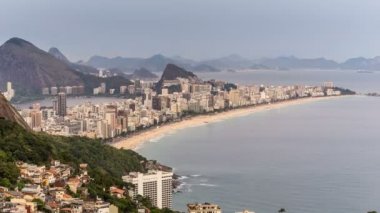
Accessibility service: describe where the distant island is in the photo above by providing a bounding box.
[366,92,380,97]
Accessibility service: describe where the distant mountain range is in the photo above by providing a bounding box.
[86,54,380,72]
[48,47,100,74]
[126,68,158,80]
[86,54,222,73]
[259,56,339,70]
[2,36,380,101]
[0,38,132,100]
[49,48,161,81]
[340,57,380,70]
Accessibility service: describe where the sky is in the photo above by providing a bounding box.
[1,0,380,62]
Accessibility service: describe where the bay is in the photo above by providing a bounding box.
[138,69,380,213]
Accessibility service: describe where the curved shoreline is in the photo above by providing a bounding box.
[111,96,343,150]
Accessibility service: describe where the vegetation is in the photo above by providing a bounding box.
[223,82,238,91]
[0,119,175,212]
[333,87,356,95]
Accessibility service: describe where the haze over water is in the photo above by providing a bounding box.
[138,70,380,213]
[198,69,380,93]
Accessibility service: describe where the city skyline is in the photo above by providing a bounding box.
[1,1,380,212]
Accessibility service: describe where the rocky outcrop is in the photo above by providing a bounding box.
[0,93,30,130]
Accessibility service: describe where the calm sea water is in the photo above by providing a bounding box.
[137,70,380,213]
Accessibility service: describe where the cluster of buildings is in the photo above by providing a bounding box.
[0,158,257,213]
[93,81,153,96]
[0,158,176,213]
[42,85,85,96]
[1,82,15,101]
[0,160,120,213]
[19,78,342,137]
[187,203,255,213]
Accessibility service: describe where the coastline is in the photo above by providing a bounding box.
[111,96,343,151]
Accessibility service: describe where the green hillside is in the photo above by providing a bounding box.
[0,119,175,212]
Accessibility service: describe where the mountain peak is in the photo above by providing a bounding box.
[162,64,196,78]
[0,38,84,96]
[4,37,34,47]
[150,54,166,59]
[48,47,70,63]
[160,64,198,82]
[156,64,199,93]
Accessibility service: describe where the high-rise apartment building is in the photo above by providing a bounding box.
[105,105,117,137]
[2,81,15,101]
[122,170,173,209]
[57,92,67,117]
[30,111,42,129]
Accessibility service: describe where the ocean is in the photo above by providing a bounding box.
[138,70,380,213]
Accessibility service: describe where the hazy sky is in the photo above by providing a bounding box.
[1,0,380,62]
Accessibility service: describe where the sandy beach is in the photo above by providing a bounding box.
[111,96,341,150]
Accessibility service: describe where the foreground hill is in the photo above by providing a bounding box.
[0,93,30,130]
[0,95,174,212]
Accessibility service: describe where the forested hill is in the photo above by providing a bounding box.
[0,94,175,212]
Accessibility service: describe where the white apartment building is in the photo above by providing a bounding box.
[122,170,173,209]
[2,81,15,101]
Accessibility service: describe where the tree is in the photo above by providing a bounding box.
[0,178,11,188]
[32,198,45,211]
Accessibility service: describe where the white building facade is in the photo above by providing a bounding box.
[122,170,173,209]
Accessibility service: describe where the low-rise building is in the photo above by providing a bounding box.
[187,203,222,213]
